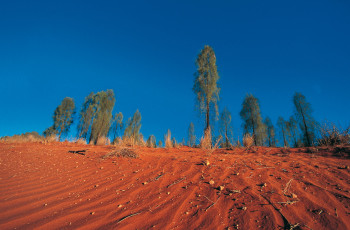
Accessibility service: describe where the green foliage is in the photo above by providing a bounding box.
[158,140,163,148]
[77,90,115,145]
[110,112,123,142]
[146,135,156,148]
[219,107,233,148]
[123,110,142,144]
[43,126,57,137]
[264,117,276,147]
[89,90,115,144]
[240,94,266,146]
[77,93,95,140]
[52,97,75,141]
[293,92,317,146]
[187,122,196,147]
[193,45,220,133]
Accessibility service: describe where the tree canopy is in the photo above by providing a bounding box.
[50,97,75,140]
[240,94,266,146]
[219,107,233,148]
[293,92,317,146]
[193,45,220,134]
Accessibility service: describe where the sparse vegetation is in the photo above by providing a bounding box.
[219,107,233,148]
[317,122,350,146]
[164,129,173,148]
[187,122,196,147]
[240,94,266,146]
[44,97,75,141]
[123,110,142,146]
[200,127,212,149]
[243,133,254,148]
[193,45,220,147]
[293,92,317,147]
[146,135,156,148]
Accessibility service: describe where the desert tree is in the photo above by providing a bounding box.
[77,92,95,140]
[89,90,115,144]
[293,92,317,146]
[43,126,57,137]
[264,117,276,147]
[187,122,196,147]
[287,116,300,147]
[277,117,290,147]
[77,90,115,144]
[123,110,142,145]
[158,140,163,148]
[239,94,266,146]
[193,45,220,143]
[146,135,156,148]
[51,97,75,141]
[219,107,233,148]
[109,112,123,142]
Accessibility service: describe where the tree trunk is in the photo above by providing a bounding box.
[300,110,311,147]
[206,100,210,132]
[282,126,287,147]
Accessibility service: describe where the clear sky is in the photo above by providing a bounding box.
[1,0,349,143]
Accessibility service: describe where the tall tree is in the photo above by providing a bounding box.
[89,90,115,144]
[293,92,317,146]
[146,135,156,148]
[77,92,96,139]
[286,116,300,147]
[277,117,290,147]
[264,117,276,147]
[123,110,142,145]
[109,112,123,142]
[77,90,115,144]
[219,107,233,148]
[193,45,220,135]
[187,122,196,147]
[52,97,75,141]
[240,94,266,146]
[43,126,57,137]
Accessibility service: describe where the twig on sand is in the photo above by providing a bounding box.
[205,196,221,211]
[68,150,86,155]
[117,212,142,224]
[260,194,295,230]
[167,177,186,188]
[276,200,299,205]
[257,166,275,169]
[154,174,165,181]
[283,179,293,196]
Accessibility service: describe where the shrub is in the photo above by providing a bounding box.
[200,128,212,149]
[243,133,254,148]
[95,136,110,146]
[165,129,173,148]
[75,138,87,145]
[318,122,350,146]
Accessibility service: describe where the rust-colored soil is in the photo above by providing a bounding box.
[0,142,350,229]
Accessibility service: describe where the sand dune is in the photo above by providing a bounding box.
[0,142,349,229]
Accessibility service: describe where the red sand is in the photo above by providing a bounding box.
[0,142,349,229]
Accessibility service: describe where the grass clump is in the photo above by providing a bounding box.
[200,128,212,149]
[243,133,254,148]
[165,129,173,148]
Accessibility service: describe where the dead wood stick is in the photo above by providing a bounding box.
[167,177,185,188]
[154,174,164,181]
[117,212,142,224]
[260,194,293,229]
[205,196,221,211]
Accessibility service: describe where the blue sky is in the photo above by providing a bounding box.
[1,0,349,143]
